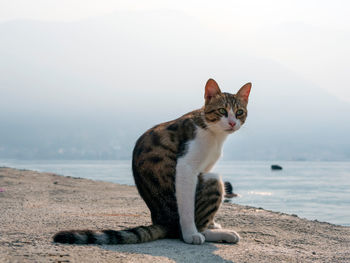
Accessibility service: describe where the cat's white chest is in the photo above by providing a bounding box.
[184,127,227,173]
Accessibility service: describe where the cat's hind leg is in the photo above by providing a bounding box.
[207,221,222,229]
[202,229,240,243]
[195,173,224,232]
[195,173,240,243]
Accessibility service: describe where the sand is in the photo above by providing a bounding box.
[1,167,349,263]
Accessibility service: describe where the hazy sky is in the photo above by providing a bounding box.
[0,1,349,160]
[1,0,349,102]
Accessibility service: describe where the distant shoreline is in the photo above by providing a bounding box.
[1,167,350,262]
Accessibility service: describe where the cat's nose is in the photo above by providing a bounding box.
[229,121,236,128]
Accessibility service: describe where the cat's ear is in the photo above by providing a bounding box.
[236,82,252,104]
[205,79,221,103]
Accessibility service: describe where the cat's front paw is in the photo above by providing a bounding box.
[183,232,205,245]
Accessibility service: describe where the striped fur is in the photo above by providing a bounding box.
[53,79,250,245]
[53,225,167,244]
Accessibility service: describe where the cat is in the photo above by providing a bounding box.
[53,79,251,245]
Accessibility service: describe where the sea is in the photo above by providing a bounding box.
[1,159,349,227]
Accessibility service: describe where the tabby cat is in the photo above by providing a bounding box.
[53,79,251,245]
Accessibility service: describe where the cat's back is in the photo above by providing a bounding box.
[131,110,205,228]
[132,110,206,177]
[133,110,206,165]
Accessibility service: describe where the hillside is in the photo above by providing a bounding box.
[0,12,349,160]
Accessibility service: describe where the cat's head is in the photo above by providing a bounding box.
[203,79,251,134]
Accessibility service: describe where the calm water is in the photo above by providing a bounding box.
[1,160,349,226]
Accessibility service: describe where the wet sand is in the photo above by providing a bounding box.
[1,167,349,262]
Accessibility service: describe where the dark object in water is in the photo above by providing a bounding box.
[224,181,238,198]
[271,164,283,170]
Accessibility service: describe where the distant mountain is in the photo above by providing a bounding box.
[0,11,349,160]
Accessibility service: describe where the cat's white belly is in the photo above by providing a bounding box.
[184,127,227,173]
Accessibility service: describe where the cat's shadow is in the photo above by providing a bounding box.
[102,239,234,263]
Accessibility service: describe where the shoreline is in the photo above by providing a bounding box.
[1,160,349,227]
[1,167,349,262]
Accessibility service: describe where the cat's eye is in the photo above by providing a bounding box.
[218,108,227,115]
[236,109,244,117]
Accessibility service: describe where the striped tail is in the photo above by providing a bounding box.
[53,225,168,245]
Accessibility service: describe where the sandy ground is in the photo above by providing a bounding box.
[1,167,350,263]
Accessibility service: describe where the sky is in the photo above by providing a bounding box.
[0,1,349,160]
[1,0,349,102]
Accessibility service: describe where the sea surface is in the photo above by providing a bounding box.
[1,159,349,226]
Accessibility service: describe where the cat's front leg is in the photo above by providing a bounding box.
[175,161,205,245]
